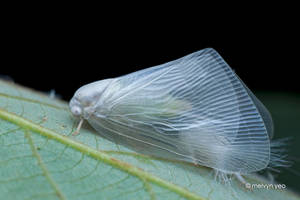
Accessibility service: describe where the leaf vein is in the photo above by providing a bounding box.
[24,130,67,200]
[0,93,68,110]
[0,108,205,200]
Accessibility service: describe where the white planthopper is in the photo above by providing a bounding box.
[69,48,288,184]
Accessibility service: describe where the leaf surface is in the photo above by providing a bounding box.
[0,80,299,200]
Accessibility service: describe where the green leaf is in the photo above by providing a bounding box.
[0,80,299,200]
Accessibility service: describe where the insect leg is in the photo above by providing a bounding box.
[73,118,84,136]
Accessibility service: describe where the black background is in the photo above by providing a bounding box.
[1,9,299,101]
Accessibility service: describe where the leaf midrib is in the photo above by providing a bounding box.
[0,108,205,200]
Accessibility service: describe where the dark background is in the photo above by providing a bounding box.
[1,12,299,100]
[1,6,300,192]
[2,31,300,100]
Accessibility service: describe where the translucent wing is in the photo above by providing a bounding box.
[90,48,273,174]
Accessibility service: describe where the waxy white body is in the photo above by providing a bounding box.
[70,48,281,178]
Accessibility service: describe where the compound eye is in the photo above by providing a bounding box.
[71,106,82,116]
